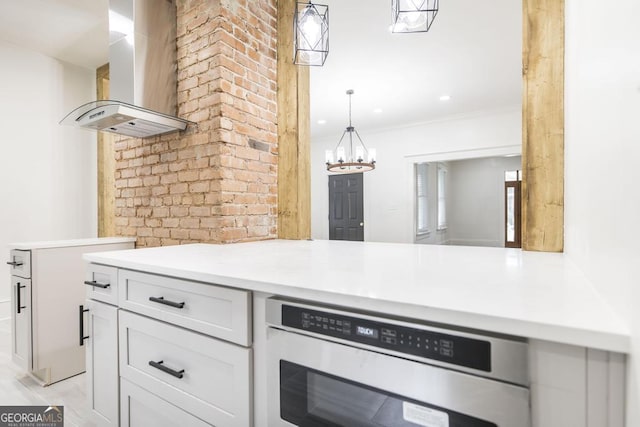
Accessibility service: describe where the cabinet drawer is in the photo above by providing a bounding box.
[8,249,31,278]
[86,264,119,305]
[119,311,252,427]
[118,269,251,346]
[121,378,211,427]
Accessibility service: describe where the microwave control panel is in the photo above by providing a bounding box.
[281,304,491,372]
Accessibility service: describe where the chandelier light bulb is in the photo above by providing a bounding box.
[368,148,377,163]
[403,1,428,29]
[300,6,322,49]
[325,150,334,164]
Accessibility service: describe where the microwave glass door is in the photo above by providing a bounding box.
[280,361,497,427]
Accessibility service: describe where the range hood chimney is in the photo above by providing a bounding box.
[61,0,192,138]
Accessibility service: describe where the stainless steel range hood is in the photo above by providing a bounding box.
[61,0,192,138]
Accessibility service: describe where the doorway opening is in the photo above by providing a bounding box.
[328,173,364,241]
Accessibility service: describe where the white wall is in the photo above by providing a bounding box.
[448,156,521,247]
[311,107,521,243]
[0,41,97,319]
[564,0,640,423]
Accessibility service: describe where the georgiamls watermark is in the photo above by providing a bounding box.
[0,406,63,427]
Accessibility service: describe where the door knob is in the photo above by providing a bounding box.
[360,222,364,226]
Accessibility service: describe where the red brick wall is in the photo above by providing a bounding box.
[114,0,278,247]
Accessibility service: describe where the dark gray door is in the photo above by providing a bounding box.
[329,173,364,241]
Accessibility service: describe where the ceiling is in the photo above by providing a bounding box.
[0,0,108,69]
[0,0,521,138]
[310,0,522,138]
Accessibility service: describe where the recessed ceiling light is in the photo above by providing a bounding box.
[317,119,327,125]
[439,95,451,101]
[373,108,383,113]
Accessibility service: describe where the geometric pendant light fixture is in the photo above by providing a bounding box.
[294,2,329,66]
[325,90,376,173]
[391,0,439,33]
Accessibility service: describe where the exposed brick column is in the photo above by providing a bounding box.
[113,0,278,247]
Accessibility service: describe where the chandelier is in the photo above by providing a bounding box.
[325,90,376,173]
[294,2,329,66]
[391,0,439,33]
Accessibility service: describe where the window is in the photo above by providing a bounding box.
[415,163,429,234]
[437,163,447,230]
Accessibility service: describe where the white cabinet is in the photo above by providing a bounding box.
[120,379,211,427]
[7,249,31,278]
[86,263,120,305]
[10,276,31,370]
[119,311,252,427]
[7,238,135,385]
[85,263,254,427]
[529,340,625,427]
[118,269,251,346]
[84,263,122,427]
[85,299,120,427]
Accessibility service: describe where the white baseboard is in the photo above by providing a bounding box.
[0,300,10,320]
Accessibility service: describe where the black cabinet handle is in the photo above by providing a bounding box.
[7,261,23,267]
[84,280,110,289]
[149,296,185,309]
[79,305,89,346]
[148,360,184,379]
[16,282,26,314]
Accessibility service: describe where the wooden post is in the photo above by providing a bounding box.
[96,63,116,238]
[522,0,564,252]
[277,0,311,239]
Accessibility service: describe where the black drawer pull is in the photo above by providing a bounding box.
[84,280,110,289]
[149,296,185,309]
[7,261,23,267]
[79,305,90,346]
[149,360,184,379]
[16,282,26,314]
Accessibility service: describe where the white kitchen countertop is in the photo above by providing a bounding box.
[83,239,630,353]
[9,237,136,250]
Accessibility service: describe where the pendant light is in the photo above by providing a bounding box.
[391,0,439,33]
[325,90,376,173]
[294,2,329,66]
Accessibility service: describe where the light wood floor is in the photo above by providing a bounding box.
[0,318,95,426]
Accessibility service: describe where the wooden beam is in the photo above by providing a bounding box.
[277,0,311,239]
[96,63,116,238]
[522,0,565,252]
